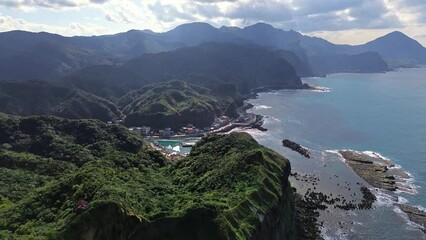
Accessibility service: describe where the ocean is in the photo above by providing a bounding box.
[245,67,426,239]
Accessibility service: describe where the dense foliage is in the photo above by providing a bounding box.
[118,80,238,129]
[0,36,120,80]
[0,80,122,122]
[67,42,302,99]
[0,114,292,239]
[0,23,417,82]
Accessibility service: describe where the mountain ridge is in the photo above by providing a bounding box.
[0,22,423,80]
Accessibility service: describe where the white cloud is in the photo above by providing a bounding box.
[0,0,110,10]
[0,13,111,36]
[0,0,426,45]
[102,1,143,24]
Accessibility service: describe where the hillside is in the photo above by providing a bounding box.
[276,49,314,77]
[310,52,390,74]
[1,24,423,80]
[346,31,426,66]
[0,80,122,121]
[0,32,120,80]
[0,115,294,239]
[67,42,304,99]
[118,80,237,129]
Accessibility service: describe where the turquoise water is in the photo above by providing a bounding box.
[246,67,426,239]
[155,138,199,155]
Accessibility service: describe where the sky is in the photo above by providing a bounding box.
[1,0,426,45]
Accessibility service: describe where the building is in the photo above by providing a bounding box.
[140,126,151,135]
[159,128,174,138]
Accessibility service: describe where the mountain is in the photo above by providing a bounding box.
[275,49,315,77]
[0,23,419,82]
[117,80,238,129]
[345,31,426,66]
[0,31,120,80]
[0,24,423,81]
[0,80,122,121]
[309,52,390,74]
[159,23,425,69]
[0,114,294,239]
[161,22,242,47]
[66,42,305,100]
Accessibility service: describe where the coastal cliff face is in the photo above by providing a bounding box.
[61,133,295,240]
[0,114,295,240]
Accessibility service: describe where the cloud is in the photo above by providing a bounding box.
[139,0,406,32]
[102,1,143,24]
[0,0,110,10]
[223,1,293,23]
[1,0,426,45]
[147,2,196,23]
[0,13,111,36]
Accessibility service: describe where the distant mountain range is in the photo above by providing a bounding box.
[0,22,425,124]
[65,42,304,100]
[0,22,424,80]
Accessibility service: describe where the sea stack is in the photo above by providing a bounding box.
[282,139,311,158]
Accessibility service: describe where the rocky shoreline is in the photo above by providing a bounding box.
[338,150,426,234]
[282,139,311,158]
[338,150,397,191]
[398,204,426,233]
[293,191,322,240]
[290,170,379,239]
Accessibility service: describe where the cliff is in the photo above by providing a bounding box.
[310,52,390,74]
[0,114,295,239]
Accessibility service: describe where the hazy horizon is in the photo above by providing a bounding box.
[1,0,426,46]
[1,21,423,47]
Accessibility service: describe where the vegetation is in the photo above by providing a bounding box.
[0,37,120,80]
[67,42,303,99]
[0,80,123,122]
[118,80,238,129]
[310,52,390,74]
[0,114,293,239]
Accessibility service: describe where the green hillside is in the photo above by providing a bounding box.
[118,80,238,129]
[67,43,303,100]
[0,114,293,239]
[0,80,123,122]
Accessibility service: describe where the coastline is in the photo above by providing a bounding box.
[237,83,426,238]
[147,81,426,238]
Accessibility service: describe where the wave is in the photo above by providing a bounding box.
[284,118,302,125]
[393,206,426,233]
[325,148,426,233]
[253,105,272,109]
[325,149,347,163]
[278,87,332,93]
[328,149,418,194]
[362,150,391,162]
[311,86,332,93]
[374,188,399,207]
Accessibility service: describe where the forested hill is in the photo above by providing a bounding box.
[0,80,122,122]
[66,43,305,100]
[0,23,421,81]
[0,115,294,239]
[117,80,239,129]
